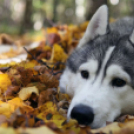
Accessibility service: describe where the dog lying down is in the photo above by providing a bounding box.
[59,5,134,128]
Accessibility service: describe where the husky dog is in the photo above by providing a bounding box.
[59,5,134,128]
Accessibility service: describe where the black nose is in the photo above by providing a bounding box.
[71,105,94,125]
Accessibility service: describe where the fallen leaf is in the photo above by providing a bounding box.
[39,74,59,88]
[4,86,20,97]
[17,126,56,134]
[27,82,46,92]
[0,73,11,94]
[50,44,67,64]
[0,127,16,134]
[38,88,57,106]
[17,67,34,86]
[19,86,39,100]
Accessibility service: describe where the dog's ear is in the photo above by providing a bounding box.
[78,5,109,48]
[129,30,134,44]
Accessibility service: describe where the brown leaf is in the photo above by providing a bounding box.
[117,128,134,134]
[0,67,11,73]
[4,86,20,96]
[12,115,26,128]
[46,122,62,132]
[37,52,47,60]
[34,120,45,127]
[47,33,61,45]
[27,82,47,92]
[27,48,43,60]
[17,67,34,86]
[0,34,14,44]
[28,92,39,108]
[57,101,69,110]
[38,88,57,106]
[39,74,59,88]
[34,66,47,74]
[25,114,35,127]
[0,115,7,125]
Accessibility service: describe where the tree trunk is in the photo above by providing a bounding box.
[53,0,58,23]
[86,0,107,20]
[20,0,33,35]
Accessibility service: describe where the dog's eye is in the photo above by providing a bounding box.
[81,70,89,79]
[112,78,126,87]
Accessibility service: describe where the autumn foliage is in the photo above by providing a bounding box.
[0,21,134,134]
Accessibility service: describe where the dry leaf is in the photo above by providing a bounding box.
[17,126,56,134]
[38,88,57,106]
[19,86,39,100]
[39,74,59,88]
[0,73,11,94]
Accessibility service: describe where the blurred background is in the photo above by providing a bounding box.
[0,0,134,35]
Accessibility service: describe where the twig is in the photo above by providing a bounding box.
[51,62,65,74]
[24,47,65,76]
[51,62,65,75]
[23,47,51,69]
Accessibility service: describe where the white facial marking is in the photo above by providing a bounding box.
[130,30,134,44]
[59,67,75,97]
[79,60,98,81]
[95,46,115,83]
[79,60,98,73]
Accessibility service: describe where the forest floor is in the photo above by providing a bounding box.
[0,21,134,134]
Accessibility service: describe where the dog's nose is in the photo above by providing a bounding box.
[71,105,94,125]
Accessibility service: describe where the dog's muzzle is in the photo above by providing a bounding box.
[71,104,94,125]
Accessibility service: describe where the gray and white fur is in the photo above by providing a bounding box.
[60,5,134,128]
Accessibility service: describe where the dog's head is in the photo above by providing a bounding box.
[59,5,134,128]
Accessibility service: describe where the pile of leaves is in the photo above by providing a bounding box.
[0,21,134,134]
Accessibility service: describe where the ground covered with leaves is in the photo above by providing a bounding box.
[0,21,134,134]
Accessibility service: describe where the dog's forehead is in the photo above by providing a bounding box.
[67,32,134,81]
[107,38,134,82]
[67,17,134,72]
[67,32,120,72]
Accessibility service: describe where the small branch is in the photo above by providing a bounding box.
[51,62,65,75]
[24,47,65,76]
[23,47,51,69]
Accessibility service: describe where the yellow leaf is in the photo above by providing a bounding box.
[0,122,8,127]
[8,97,23,112]
[37,102,66,128]
[0,127,16,134]
[0,74,11,93]
[47,27,58,34]
[50,44,67,64]
[0,98,24,118]
[0,103,12,118]
[19,86,39,100]
[52,114,66,128]
[44,45,52,51]
[62,119,78,129]
[17,126,56,134]
[0,101,3,105]
[91,122,121,134]
[19,61,38,69]
[20,104,34,114]
[79,21,89,32]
